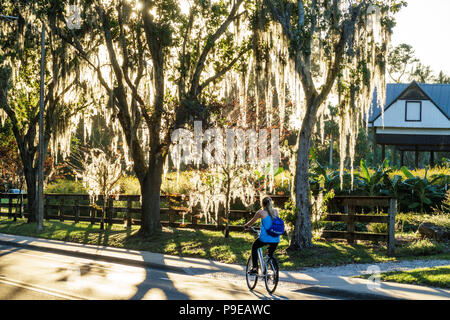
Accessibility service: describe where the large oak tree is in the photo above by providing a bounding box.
[262,0,406,249]
[56,0,248,236]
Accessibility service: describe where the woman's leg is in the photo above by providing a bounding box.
[267,242,278,258]
[251,238,265,270]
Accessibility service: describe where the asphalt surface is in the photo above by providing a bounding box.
[0,233,448,300]
[0,243,336,300]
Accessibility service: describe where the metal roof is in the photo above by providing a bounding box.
[369,82,450,122]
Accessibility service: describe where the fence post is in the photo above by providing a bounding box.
[8,195,12,219]
[169,209,176,226]
[192,212,198,227]
[107,197,113,225]
[388,198,396,256]
[44,195,49,221]
[74,198,80,223]
[126,199,132,227]
[90,201,95,225]
[346,204,355,244]
[59,197,65,222]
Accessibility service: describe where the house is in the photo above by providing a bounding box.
[369,81,450,167]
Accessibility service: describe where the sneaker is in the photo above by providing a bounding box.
[248,267,258,275]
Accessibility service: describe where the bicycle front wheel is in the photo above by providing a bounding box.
[264,257,279,294]
[246,256,258,290]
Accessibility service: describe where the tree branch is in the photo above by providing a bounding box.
[189,0,245,98]
[198,48,248,93]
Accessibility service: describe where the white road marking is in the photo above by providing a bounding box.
[0,275,89,300]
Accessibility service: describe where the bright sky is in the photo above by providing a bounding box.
[391,0,450,76]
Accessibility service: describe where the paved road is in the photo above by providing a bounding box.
[0,244,336,300]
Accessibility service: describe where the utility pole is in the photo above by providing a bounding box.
[37,23,45,231]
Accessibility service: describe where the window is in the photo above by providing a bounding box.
[405,101,421,121]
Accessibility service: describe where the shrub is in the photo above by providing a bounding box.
[367,222,388,234]
[396,239,445,257]
[45,180,86,194]
[119,176,141,195]
[396,212,450,233]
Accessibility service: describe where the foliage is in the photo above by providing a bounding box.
[396,212,450,233]
[387,42,450,84]
[357,266,450,289]
[395,239,446,257]
[118,176,141,195]
[438,190,450,214]
[0,0,90,224]
[0,120,23,191]
[278,199,298,233]
[400,167,446,213]
[45,179,86,194]
[309,159,449,213]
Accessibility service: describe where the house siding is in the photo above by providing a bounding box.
[373,99,450,129]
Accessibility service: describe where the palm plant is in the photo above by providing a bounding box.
[401,167,445,213]
[357,159,392,196]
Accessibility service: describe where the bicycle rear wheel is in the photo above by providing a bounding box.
[264,257,279,294]
[246,256,258,290]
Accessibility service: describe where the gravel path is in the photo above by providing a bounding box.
[294,259,450,277]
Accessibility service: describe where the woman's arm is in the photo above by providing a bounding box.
[244,211,261,229]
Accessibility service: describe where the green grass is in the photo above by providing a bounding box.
[356,266,450,289]
[0,216,448,270]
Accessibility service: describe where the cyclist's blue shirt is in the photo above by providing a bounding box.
[259,215,281,243]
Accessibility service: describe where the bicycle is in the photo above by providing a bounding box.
[245,227,279,294]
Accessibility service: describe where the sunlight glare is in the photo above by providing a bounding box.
[179,0,191,16]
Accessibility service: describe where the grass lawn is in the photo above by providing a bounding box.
[356,266,450,289]
[0,216,448,270]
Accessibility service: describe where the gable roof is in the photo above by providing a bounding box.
[369,82,450,123]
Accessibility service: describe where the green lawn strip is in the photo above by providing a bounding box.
[355,266,450,289]
[0,217,448,270]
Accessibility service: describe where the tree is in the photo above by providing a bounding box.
[409,62,434,83]
[56,0,247,236]
[0,1,89,225]
[263,0,406,249]
[434,70,450,84]
[387,43,418,83]
[75,147,123,230]
[0,120,23,192]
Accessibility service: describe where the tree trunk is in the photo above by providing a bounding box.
[224,175,231,238]
[23,164,37,223]
[290,118,314,250]
[138,153,164,236]
[329,135,334,167]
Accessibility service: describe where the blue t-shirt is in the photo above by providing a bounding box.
[259,215,281,243]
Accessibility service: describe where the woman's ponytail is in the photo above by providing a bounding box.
[262,196,275,220]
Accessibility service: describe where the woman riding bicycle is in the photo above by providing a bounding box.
[244,196,280,275]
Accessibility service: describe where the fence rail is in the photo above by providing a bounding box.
[323,196,396,255]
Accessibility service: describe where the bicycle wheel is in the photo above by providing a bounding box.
[246,256,258,290]
[264,257,279,294]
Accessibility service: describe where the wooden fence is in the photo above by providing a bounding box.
[0,193,289,232]
[322,196,396,255]
[1,193,396,252]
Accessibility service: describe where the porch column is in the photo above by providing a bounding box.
[415,146,419,168]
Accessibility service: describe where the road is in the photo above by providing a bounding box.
[0,244,335,300]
